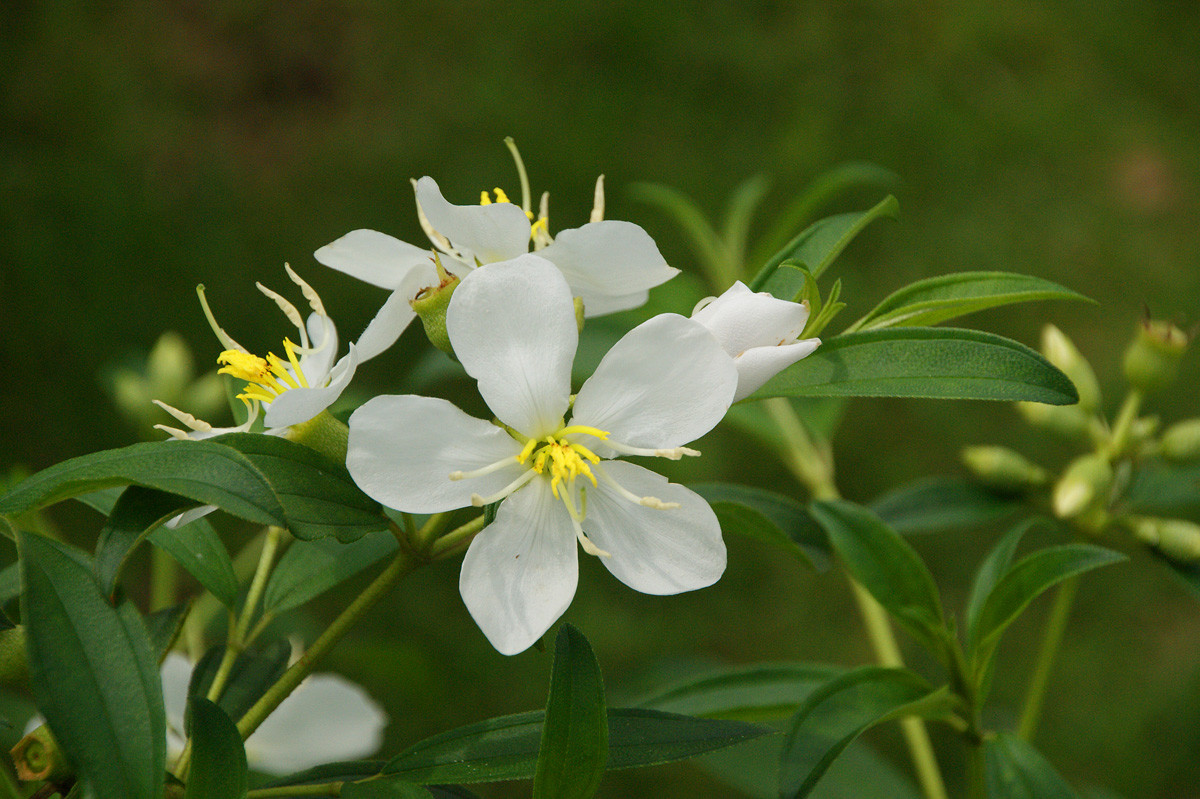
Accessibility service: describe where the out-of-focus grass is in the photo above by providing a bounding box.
[2,2,1198,795]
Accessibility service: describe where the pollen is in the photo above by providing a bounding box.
[518,429,607,500]
[217,338,308,405]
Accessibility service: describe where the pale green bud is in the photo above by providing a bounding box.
[411,268,461,358]
[1123,319,1189,395]
[1160,419,1200,462]
[1016,400,1092,440]
[1041,324,1102,412]
[1130,516,1200,562]
[1052,453,1113,520]
[962,446,1048,491]
[146,330,195,399]
[285,410,350,465]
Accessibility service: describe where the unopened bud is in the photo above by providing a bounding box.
[411,268,461,357]
[147,331,196,399]
[1123,319,1189,395]
[962,446,1048,491]
[1052,453,1113,520]
[11,724,69,783]
[1160,419,1200,462]
[1130,516,1200,562]
[1016,401,1093,440]
[1041,325,1102,412]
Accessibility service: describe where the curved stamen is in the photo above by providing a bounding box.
[470,469,537,507]
[593,463,680,510]
[450,454,521,481]
[598,436,700,461]
[558,483,610,558]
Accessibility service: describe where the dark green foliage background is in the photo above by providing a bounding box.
[2,2,1199,796]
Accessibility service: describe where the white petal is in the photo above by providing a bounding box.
[245,673,388,775]
[447,256,576,437]
[314,229,434,290]
[459,479,578,655]
[415,177,531,265]
[299,313,338,384]
[584,461,726,594]
[537,221,678,315]
[347,395,525,513]
[731,338,822,401]
[572,314,737,449]
[352,260,441,362]
[263,345,359,428]
[160,652,192,736]
[165,504,217,528]
[690,282,810,357]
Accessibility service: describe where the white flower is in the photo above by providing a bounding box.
[314,152,678,361]
[346,256,738,655]
[161,653,387,775]
[691,281,822,401]
[154,265,359,439]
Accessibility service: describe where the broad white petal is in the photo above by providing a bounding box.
[245,674,387,775]
[691,282,810,357]
[299,313,338,385]
[538,221,677,313]
[731,339,821,401]
[352,260,440,362]
[585,461,726,594]
[459,479,578,655]
[347,395,524,513]
[314,229,433,290]
[264,345,359,428]
[415,177,531,265]
[447,256,576,437]
[160,653,192,736]
[572,314,737,449]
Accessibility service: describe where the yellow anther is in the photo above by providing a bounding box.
[217,339,310,405]
[530,217,549,239]
[492,187,512,204]
[480,191,492,205]
[218,350,272,383]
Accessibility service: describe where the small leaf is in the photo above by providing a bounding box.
[383,709,773,785]
[871,477,1022,535]
[749,328,1079,406]
[779,667,955,798]
[19,531,165,799]
[810,500,948,657]
[264,529,398,614]
[848,272,1091,332]
[94,487,197,599]
[149,516,239,609]
[189,640,291,729]
[985,732,1079,798]
[145,603,191,660]
[185,698,248,799]
[693,484,828,568]
[750,196,899,298]
[637,662,843,721]
[533,625,607,799]
[963,519,1042,649]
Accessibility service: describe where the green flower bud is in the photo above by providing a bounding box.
[1160,419,1200,462]
[1016,400,1093,440]
[411,266,461,357]
[1123,319,1189,394]
[1052,453,1113,520]
[1130,516,1200,562]
[286,409,350,464]
[1041,324,1102,412]
[147,330,196,399]
[961,445,1048,491]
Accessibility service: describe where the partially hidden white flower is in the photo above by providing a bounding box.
[314,150,678,361]
[346,255,738,655]
[691,281,822,401]
[161,652,387,775]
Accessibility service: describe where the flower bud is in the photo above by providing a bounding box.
[1052,453,1113,520]
[147,331,196,400]
[961,446,1048,491]
[1160,419,1200,462]
[1130,516,1200,562]
[1015,400,1093,440]
[411,270,461,357]
[1123,319,1189,394]
[1041,325,1102,412]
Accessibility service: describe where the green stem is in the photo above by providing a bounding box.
[247,783,343,798]
[1018,576,1080,741]
[1104,389,1143,460]
[966,740,987,799]
[429,515,487,560]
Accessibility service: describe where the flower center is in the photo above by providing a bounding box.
[517,425,607,499]
[217,338,309,405]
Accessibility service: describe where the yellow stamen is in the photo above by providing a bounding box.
[217,340,309,405]
[492,187,512,204]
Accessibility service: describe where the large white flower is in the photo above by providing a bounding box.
[160,652,387,775]
[314,158,678,360]
[691,281,822,401]
[347,256,738,655]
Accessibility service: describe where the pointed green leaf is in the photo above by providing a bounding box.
[149,516,239,609]
[964,519,1042,649]
[848,272,1091,332]
[637,663,843,721]
[264,529,398,614]
[189,640,291,729]
[985,732,1078,798]
[145,603,191,660]
[750,196,899,298]
[383,709,772,784]
[870,477,1022,535]
[533,625,607,799]
[94,487,196,599]
[810,500,947,656]
[748,328,1079,405]
[185,698,248,799]
[19,531,165,799]
[692,483,828,568]
[258,761,387,789]
[722,173,772,269]
[780,667,955,798]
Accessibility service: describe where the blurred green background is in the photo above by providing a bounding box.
[2,1,1199,796]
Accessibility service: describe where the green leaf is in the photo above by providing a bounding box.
[264,529,398,614]
[19,531,165,799]
[722,173,772,269]
[810,500,948,657]
[185,698,248,799]
[748,328,1079,406]
[145,603,191,660]
[189,640,291,729]
[149,516,239,609]
[750,196,899,298]
[985,732,1079,798]
[637,663,843,721]
[964,519,1042,649]
[968,544,1124,674]
[1124,461,1200,515]
[343,782,435,798]
[847,272,1091,332]
[533,625,607,799]
[870,477,1022,535]
[692,483,828,568]
[383,708,773,784]
[259,761,387,789]
[779,666,955,799]
[627,182,728,281]
[94,487,196,599]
